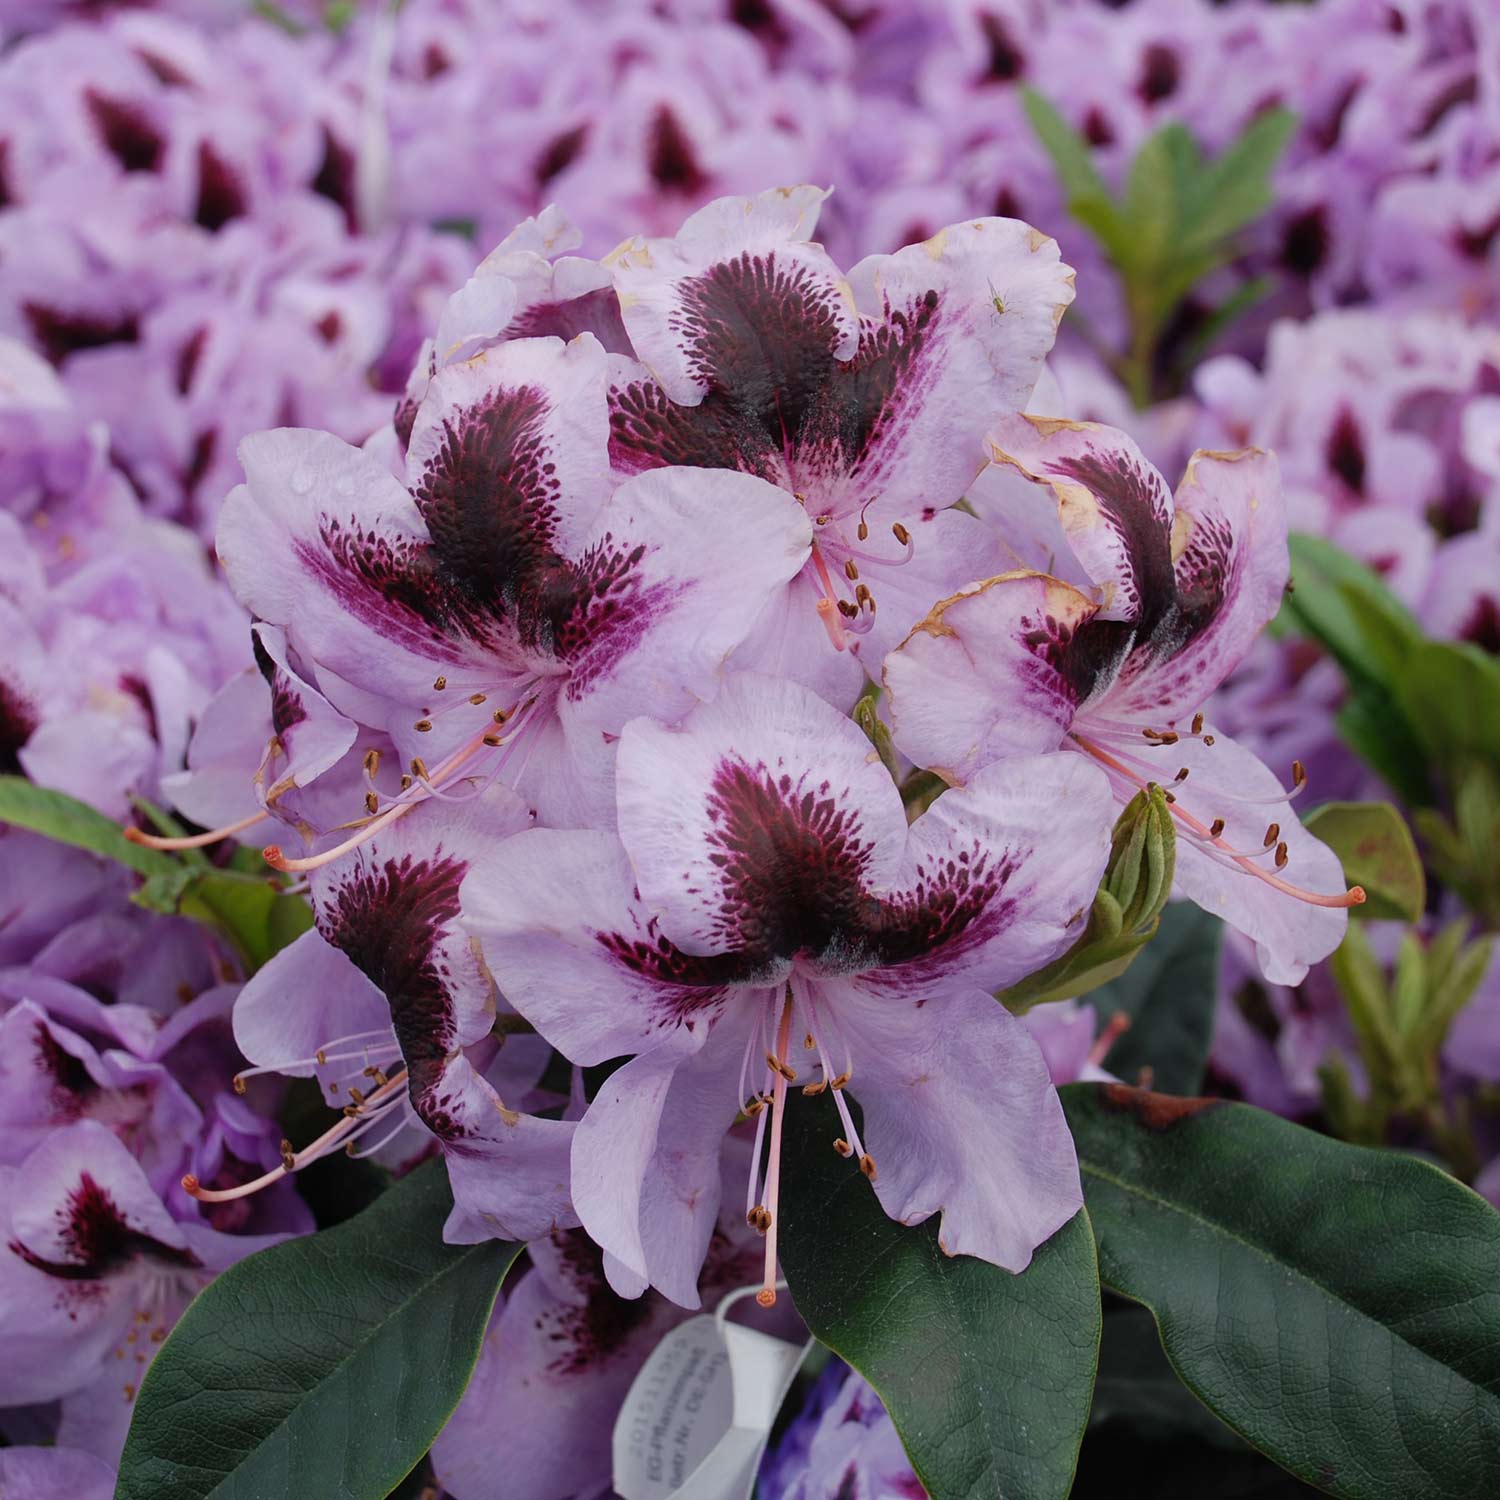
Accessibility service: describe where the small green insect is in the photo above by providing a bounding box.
[987,279,1005,317]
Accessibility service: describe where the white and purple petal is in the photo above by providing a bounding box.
[615,673,907,963]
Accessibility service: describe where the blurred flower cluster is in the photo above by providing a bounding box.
[0,1,1495,1497]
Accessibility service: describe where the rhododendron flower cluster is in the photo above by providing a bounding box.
[144,187,1354,1322]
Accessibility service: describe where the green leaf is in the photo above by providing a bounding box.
[116,1160,520,1500]
[1001,786,1176,1011]
[1082,901,1223,1095]
[778,1091,1100,1500]
[0,775,181,881]
[1020,87,1114,211]
[1395,640,1500,765]
[1281,534,1424,684]
[1122,123,1198,271]
[1064,1083,1500,1499]
[1091,1307,1244,1449]
[1335,692,1433,810]
[853,683,902,783]
[1279,536,1433,804]
[178,868,314,972]
[1302,801,1426,922]
[1180,107,1297,252]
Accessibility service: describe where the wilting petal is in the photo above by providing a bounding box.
[987,414,1176,629]
[426,1054,576,1244]
[221,428,489,705]
[835,216,1073,520]
[860,753,1113,994]
[607,185,853,408]
[1111,448,1289,722]
[883,572,1099,783]
[966,454,1097,588]
[432,269,520,369]
[615,673,907,961]
[1134,728,1349,986]
[465,829,738,1065]
[828,980,1082,1271]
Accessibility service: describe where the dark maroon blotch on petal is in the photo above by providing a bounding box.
[537,1229,655,1375]
[1325,407,1366,496]
[646,105,708,196]
[1136,43,1181,104]
[9,1172,201,1283]
[703,756,878,964]
[978,11,1025,83]
[1460,596,1500,655]
[0,679,37,774]
[1280,205,1330,277]
[868,843,1017,972]
[85,90,165,174]
[1049,448,1178,633]
[533,122,589,186]
[311,124,358,232]
[194,142,246,232]
[319,851,469,1099]
[22,302,140,365]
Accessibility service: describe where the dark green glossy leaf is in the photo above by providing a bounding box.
[1303,801,1425,922]
[1335,693,1432,810]
[1082,901,1223,1094]
[778,1092,1100,1500]
[1064,1083,1500,1499]
[1091,1307,1243,1449]
[116,1160,519,1500]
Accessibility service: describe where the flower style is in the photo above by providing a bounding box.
[465,673,1114,1307]
[603,184,1074,700]
[885,415,1362,984]
[228,790,575,1245]
[217,330,811,835]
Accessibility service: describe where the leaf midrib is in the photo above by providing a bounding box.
[1079,1157,1500,1399]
